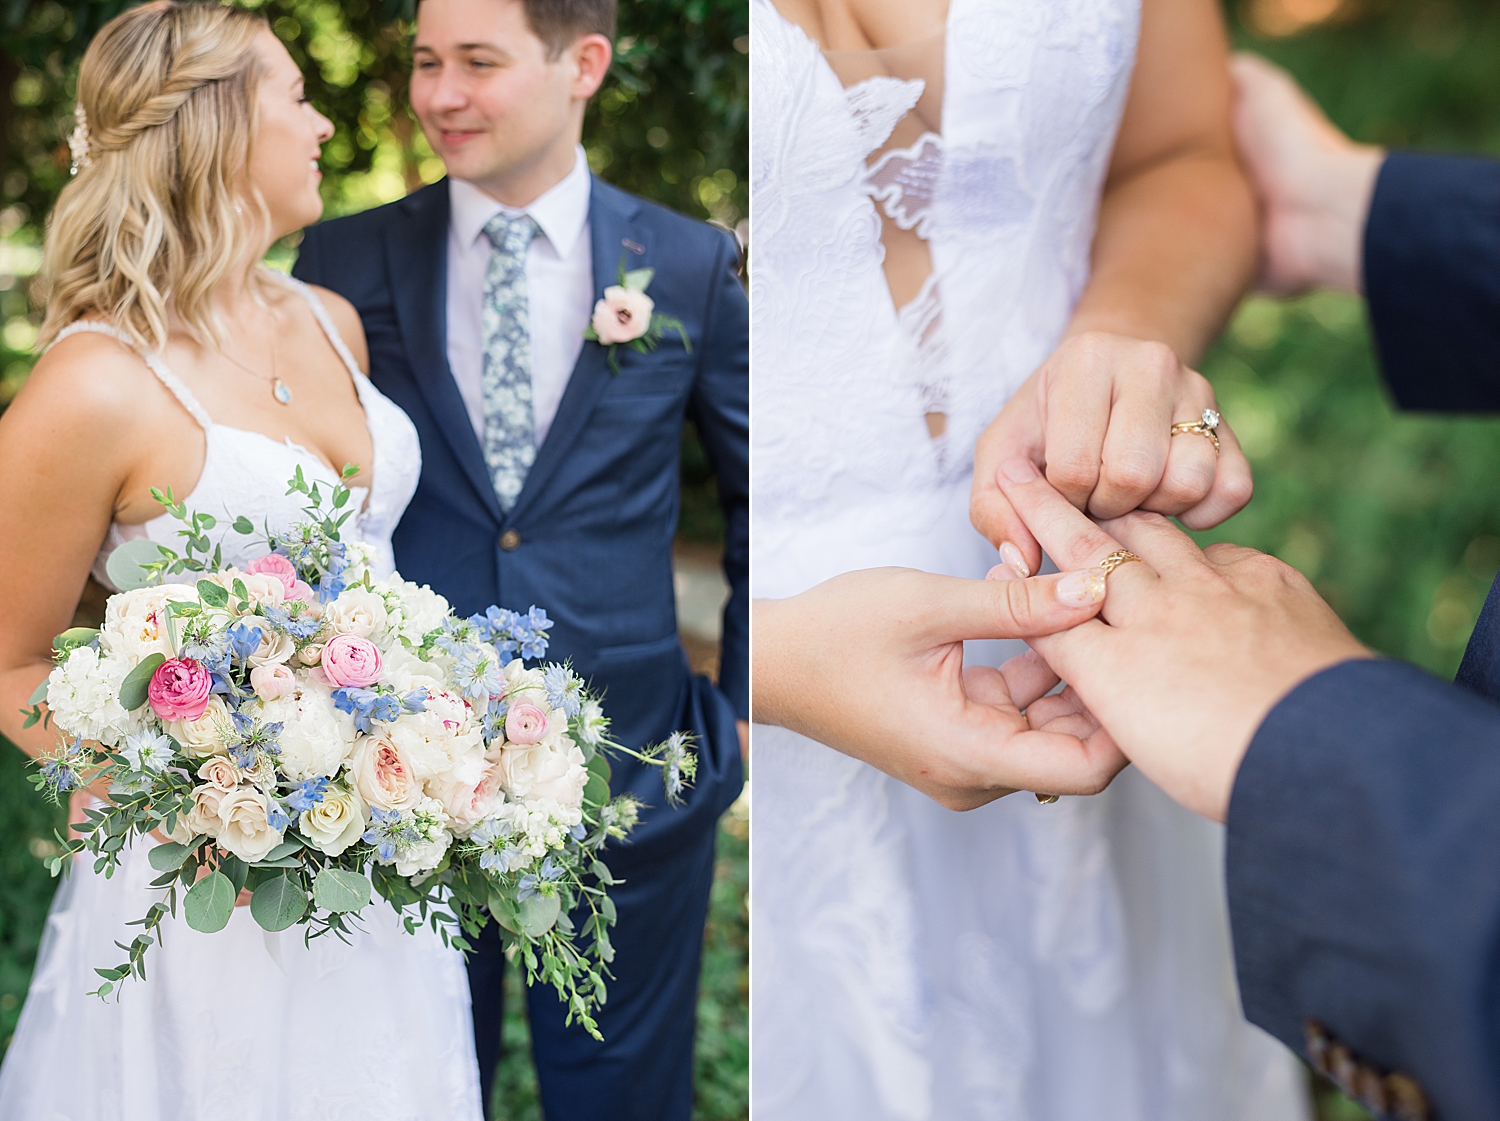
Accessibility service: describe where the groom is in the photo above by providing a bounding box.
[293,1,747,1117]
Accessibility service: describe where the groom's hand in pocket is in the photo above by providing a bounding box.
[752,567,1127,811]
[994,456,1369,821]
[970,332,1253,578]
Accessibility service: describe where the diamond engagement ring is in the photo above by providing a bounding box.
[1170,407,1221,454]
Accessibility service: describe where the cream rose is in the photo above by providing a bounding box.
[166,695,232,759]
[348,733,423,812]
[430,761,505,838]
[322,588,389,640]
[215,785,283,863]
[196,756,240,794]
[299,781,368,857]
[179,783,226,840]
[493,740,587,811]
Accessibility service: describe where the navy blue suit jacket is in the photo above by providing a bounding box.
[1227,152,1500,1118]
[292,178,747,864]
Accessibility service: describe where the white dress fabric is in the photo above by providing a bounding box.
[749,3,1311,1118]
[0,273,484,1121]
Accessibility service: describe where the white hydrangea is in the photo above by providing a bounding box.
[46,645,146,747]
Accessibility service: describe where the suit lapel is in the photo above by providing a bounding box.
[385,181,504,525]
[505,179,647,525]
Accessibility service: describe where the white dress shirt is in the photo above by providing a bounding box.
[446,147,594,448]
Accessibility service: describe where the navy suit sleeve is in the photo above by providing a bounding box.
[290,223,324,287]
[685,233,749,720]
[1227,658,1500,1118]
[1363,152,1500,410]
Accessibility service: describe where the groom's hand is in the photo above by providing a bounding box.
[971,332,1253,577]
[995,455,1370,821]
[752,566,1127,811]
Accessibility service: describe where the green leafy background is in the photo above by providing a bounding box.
[0,1,745,1118]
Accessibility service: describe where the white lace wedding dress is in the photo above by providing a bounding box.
[749,2,1311,1117]
[0,274,484,1121]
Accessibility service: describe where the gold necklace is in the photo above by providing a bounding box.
[220,304,291,406]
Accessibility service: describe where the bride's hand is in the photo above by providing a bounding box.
[751,566,1127,810]
[969,331,1253,577]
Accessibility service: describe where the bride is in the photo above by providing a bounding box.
[751,0,1313,1116]
[0,4,482,1118]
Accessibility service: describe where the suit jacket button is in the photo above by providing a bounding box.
[500,529,521,552]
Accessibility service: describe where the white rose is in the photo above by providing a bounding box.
[299,781,368,856]
[215,785,283,863]
[322,588,389,640]
[45,646,146,748]
[258,677,355,782]
[348,733,423,812]
[166,695,233,759]
[247,628,295,669]
[99,584,195,661]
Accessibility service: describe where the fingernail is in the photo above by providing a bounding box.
[986,562,1021,581]
[1056,566,1107,607]
[998,455,1040,484]
[998,542,1031,578]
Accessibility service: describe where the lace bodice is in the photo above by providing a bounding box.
[55,273,421,587]
[750,0,1139,556]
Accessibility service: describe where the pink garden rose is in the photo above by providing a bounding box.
[591,286,654,344]
[245,553,297,594]
[321,633,383,688]
[147,658,212,722]
[504,702,550,745]
[249,663,296,701]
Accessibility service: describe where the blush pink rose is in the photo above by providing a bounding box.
[321,633,383,688]
[249,663,296,701]
[591,285,654,344]
[147,658,213,722]
[245,554,297,598]
[505,703,550,745]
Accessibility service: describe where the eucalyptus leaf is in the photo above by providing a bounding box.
[232,516,254,535]
[117,653,165,712]
[261,837,304,862]
[219,854,248,896]
[105,537,172,592]
[517,894,561,938]
[52,627,100,658]
[183,871,234,933]
[313,868,371,913]
[26,678,49,706]
[251,873,308,932]
[489,891,521,934]
[146,842,190,873]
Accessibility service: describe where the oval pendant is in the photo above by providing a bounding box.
[272,379,292,405]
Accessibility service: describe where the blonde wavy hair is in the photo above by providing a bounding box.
[39,1,270,354]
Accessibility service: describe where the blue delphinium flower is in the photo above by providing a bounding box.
[226,621,263,662]
[517,856,563,901]
[285,776,329,813]
[331,686,401,734]
[543,665,582,718]
[266,797,291,832]
[401,687,429,715]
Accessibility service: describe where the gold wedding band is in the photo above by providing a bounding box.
[1170,407,1222,455]
[1096,549,1142,577]
[1035,793,1060,804]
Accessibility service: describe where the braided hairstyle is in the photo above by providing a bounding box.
[40,1,269,354]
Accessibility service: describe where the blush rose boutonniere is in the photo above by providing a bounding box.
[583,258,691,375]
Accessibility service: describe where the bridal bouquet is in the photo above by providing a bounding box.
[28,467,692,1039]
